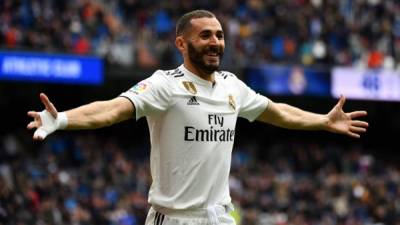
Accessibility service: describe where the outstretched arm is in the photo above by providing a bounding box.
[27,93,134,140]
[256,95,368,138]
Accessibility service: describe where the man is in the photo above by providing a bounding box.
[27,10,368,225]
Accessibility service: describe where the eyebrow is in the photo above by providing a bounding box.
[198,29,224,35]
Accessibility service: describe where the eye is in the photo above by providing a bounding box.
[198,30,224,40]
[200,32,211,39]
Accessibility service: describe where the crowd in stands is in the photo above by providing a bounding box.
[1,0,400,69]
[1,1,400,225]
[0,131,399,225]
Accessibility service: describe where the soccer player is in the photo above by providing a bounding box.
[27,10,368,225]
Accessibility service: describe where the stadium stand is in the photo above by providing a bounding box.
[1,0,400,69]
[1,0,400,225]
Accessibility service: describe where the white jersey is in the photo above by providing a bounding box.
[120,65,268,210]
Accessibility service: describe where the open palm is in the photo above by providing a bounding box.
[326,95,368,138]
[27,93,59,140]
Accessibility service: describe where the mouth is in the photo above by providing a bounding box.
[205,46,221,55]
[204,49,220,61]
[206,53,219,59]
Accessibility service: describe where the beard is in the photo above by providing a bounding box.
[187,41,224,75]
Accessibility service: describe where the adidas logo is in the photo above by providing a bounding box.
[187,96,200,105]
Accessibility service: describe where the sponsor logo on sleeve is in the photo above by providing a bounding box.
[129,81,149,94]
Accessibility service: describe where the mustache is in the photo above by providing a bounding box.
[203,46,224,55]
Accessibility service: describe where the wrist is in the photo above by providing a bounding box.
[321,114,331,131]
[57,112,68,129]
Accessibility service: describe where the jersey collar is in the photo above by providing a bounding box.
[179,65,216,87]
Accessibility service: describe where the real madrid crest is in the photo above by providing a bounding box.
[182,81,197,95]
[228,94,236,111]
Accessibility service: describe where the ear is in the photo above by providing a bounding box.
[175,36,186,53]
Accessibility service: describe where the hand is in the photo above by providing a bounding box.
[27,93,60,140]
[326,95,369,138]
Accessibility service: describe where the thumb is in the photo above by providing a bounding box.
[336,95,346,109]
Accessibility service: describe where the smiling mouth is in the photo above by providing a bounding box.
[204,46,221,57]
[205,50,220,59]
[206,54,219,59]
[201,46,223,63]
[205,54,220,62]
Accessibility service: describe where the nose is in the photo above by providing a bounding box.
[209,35,219,45]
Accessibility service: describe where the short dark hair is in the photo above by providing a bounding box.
[176,10,216,36]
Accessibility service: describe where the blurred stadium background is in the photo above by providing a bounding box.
[1,0,400,225]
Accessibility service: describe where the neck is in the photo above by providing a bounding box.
[184,61,215,83]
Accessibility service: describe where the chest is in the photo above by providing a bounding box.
[167,80,239,129]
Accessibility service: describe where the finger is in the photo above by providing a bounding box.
[348,111,367,119]
[351,120,369,128]
[40,93,57,118]
[350,126,367,133]
[27,111,40,118]
[27,121,38,130]
[347,131,360,138]
[336,95,346,109]
[33,135,44,141]
[34,128,48,141]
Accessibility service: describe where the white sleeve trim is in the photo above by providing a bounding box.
[244,95,269,122]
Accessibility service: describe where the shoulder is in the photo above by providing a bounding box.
[159,67,189,81]
[216,70,246,87]
[163,68,185,78]
[216,70,237,80]
[149,67,187,83]
[144,68,182,85]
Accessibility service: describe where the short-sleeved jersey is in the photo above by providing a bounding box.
[120,65,268,210]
